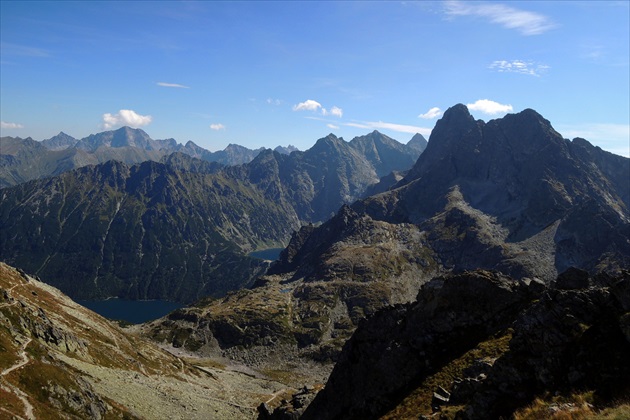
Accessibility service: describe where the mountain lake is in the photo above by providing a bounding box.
[77,248,284,324]
[249,247,284,261]
[76,299,183,324]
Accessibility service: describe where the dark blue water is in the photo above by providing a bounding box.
[76,299,183,324]
[249,247,284,261]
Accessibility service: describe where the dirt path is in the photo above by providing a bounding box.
[1,337,35,419]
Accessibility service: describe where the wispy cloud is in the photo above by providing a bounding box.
[345,120,432,136]
[293,99,343,118]
[210,123,226,130]
[466,99,513,115]
[267,98,282,106]
[418,107,443,119]
[327,123,340,130]
[156,82,189,88]
[102,109,152,129]
[444,1,556,36]
[1,42,51,58]
[489,60,550,76]
[1,121,24,129]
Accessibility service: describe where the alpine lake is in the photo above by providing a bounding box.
[77,248,285,324]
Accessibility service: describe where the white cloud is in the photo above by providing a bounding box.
[294,99,343,118]
[157,82,189,88]
[466,99,513,115]
[1,121,24,129]
[267,98,282,106]
[102,109,152,129]
[293,99,322,112]
[210,123,226,130]
[418,107,443,119]
[345,120,432,136]
[323,106,344,118]
[444,1,556,36]
[489,60,550,76]
[327,123,340,130]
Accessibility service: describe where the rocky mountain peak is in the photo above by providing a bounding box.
[438,103,476,128]
[410,104,482,173]
[315,133,342,145]
[274,144,299,155]
[407,133,428,153]
[75,126,155,151]
[110,126,154,149]
[41,131,78,150]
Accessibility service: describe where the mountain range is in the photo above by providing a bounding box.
[0,130,423,302]
[0,126,423,189]
[142,105,629,394]
[1,103,629,419]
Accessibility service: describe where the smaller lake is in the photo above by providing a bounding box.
[249,247,284,261]
[76,299,183,324]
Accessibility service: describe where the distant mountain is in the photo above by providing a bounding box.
[348,130,421,177]
[75,126,158,151]
[0,136,94,188]
[274,144,300,154]
[406,132,428,153]
[1,127,307,188]
[227,132,421,222]
[40,131,78,150]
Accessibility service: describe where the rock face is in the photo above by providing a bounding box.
[348,130,421,178]
[460,271,630,419]
[353,105,628,280]
[301,270,542,419]
[301,269,630,420]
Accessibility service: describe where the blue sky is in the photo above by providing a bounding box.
[1,1,628,156]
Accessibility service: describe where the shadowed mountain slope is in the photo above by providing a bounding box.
[0,158,300,302]
[300,269,630,420]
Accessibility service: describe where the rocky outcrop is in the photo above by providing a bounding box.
[299,269,630,420]
[459,270,630,419]
[301,270,542,419]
